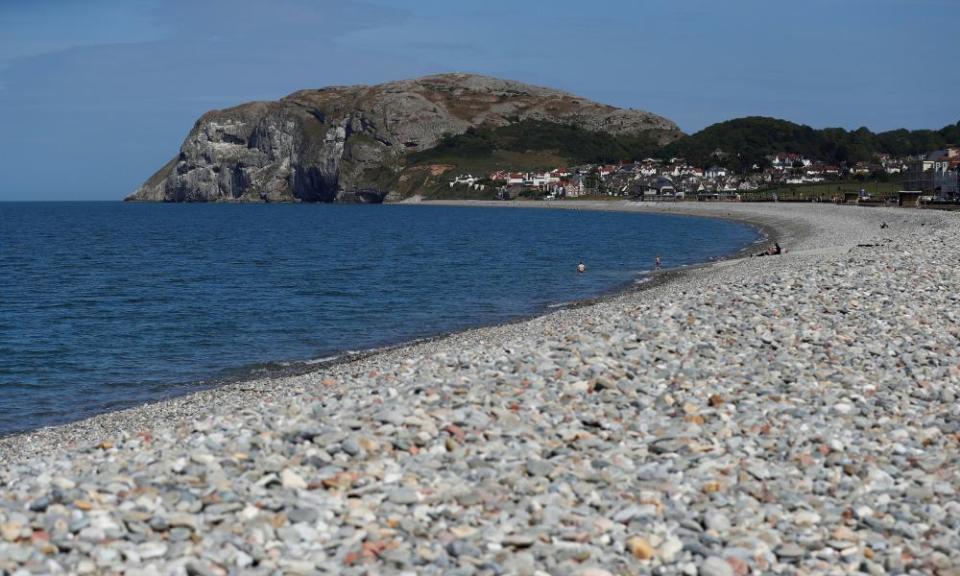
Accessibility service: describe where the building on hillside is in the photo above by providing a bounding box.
[597,165,618,179]
[530,171,560,188]
[565,175,587,197]
[639,163,659,176]
[506,172,526,185]
[850,162,872,175]
[769,153,811,171]
[705,166,727,179]
[653,176,676,196]
[903,149,960,198]
[449,174,479,187]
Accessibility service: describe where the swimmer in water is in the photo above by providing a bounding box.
[577,261,586,273]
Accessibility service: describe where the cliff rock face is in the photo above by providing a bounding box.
[127,73,683,203]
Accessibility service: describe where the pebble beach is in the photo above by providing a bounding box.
[1,201,958,575]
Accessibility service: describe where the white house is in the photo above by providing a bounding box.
[530,172,560,187]
[449,174,479,187]
[770,153,812,170]
[705,166,727,179]
[506,172,526,185]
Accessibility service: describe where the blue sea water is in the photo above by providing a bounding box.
[0,202,760,436]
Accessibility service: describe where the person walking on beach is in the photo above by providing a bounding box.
[655,255,662,270]
[577,261,586,274]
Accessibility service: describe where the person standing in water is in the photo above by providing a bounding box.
[577,261,586,273]
[655,255,662,270]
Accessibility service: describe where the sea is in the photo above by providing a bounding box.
[0,202,761,436]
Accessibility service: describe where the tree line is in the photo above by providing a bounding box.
[409,117,959,172]
[663,117,960,172]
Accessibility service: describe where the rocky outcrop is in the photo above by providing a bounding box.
[126,73,683,203]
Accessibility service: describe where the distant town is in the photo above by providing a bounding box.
[448,147,960,203]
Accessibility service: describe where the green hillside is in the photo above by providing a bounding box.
[404,117,960,178]
[396,120,669,198]
[663,117,960,170]
[408,120,665,167]
[392,116,959,199]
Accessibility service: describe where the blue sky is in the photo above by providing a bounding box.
[0,0,956,200]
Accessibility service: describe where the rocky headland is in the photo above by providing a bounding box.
[1,203,958,575]
[125,74,681,203]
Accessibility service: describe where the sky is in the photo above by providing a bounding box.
[0,0,956,200]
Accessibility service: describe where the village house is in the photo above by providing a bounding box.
[704,166,727,179]
[564,175,587,197]
[904,149,960,198]
[769,153,812,170]
[530,171,560,188]
[506,172,526,185]
[479,146,932,203]
[598,165,618,179]
[449,174,479,187]
[634,163,655,177]
[651,176,677,196]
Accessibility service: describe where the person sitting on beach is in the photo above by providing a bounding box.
[577,261,586,274]
[755,242,782,257]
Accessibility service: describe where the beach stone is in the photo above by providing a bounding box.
[29,497,51,512]
[341,436,363,457]
[388,488,420,505]
[169,527,192,541]
[138,541,167,559]
[575,569,614,576]
[288,507,319,524]
[281,469,307,490]
[659,536,684,562]
[148,517,168,532]
[502,534,536,549]
[78,527,105,543]
[525,459,553,477]
[700,556,734,576]
[1,522,22,542]
[626,536,656,560]
[185,560,219,576]
[704,511,731,534]
[776,543,805,560]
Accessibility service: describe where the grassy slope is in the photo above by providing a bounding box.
[396,151,570,200]
[393,120,663,199]
[390,119,922,201]
[664,117,960,168]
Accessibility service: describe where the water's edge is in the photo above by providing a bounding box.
[0,204,770,441]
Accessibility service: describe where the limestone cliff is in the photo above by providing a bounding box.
[126,73,683,203]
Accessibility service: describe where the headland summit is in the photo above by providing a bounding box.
[124,73,681,204]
